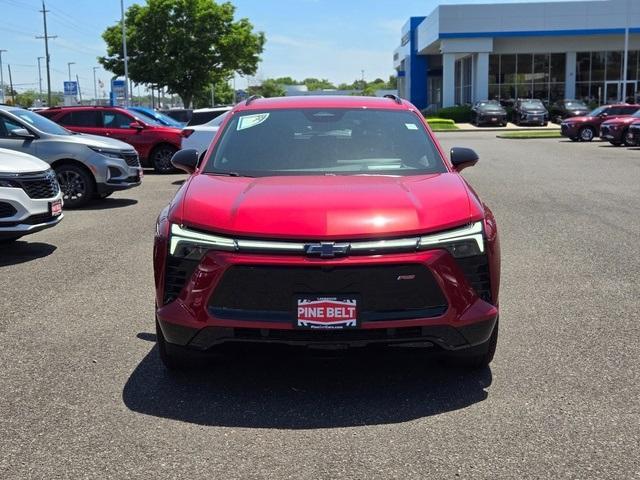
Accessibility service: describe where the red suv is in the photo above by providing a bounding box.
[154,96,501,370]
[40,106,182,173]
[560,104,640,142]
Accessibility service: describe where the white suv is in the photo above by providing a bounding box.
[0,148,63,243]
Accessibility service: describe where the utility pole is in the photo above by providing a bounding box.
[37,57,44,103]
[8,64,14,104]
[37,1,56,106]
[120,0,130,106]
[0,50,6,103]
[76,74,82,103]
[93,67,99,104]
[67,62,75,81]
[622,0,630,102]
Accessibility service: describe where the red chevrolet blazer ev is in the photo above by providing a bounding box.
[154,95,501,370]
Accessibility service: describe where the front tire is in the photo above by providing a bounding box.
[151,145,178,174]
[55,164,95,208]
[579,126,595,142]
[622,128,633,147]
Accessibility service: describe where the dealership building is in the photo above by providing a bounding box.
[394,0,640,110]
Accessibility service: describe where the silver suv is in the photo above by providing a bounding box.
[0,105,142,208]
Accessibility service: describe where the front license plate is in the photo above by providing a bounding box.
[296,296,358,329]
[491,117,497,122]
[49,199,62,217]
[531,116,539,122]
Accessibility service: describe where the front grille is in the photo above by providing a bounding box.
[209,265,448,322]
[0,211,56,227]
[0,202,17,218]
[123,152,140,167]
[163,256,200,304]
[456,255,492,303]
[18,172,59,199]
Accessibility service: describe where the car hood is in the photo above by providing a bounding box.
[177,173,481,239]
[59,132,136,152]
[0,148,50,173]
[520,108,547,113]
[479,108,506,114]
[602,117,639,126]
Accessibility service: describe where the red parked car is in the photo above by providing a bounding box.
[154,95,501,370]
[560,104,640,142]
[599,109,640,146]
[40,106,182,173]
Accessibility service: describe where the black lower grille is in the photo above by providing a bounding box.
[19,172,59,199]
[123,153,140,167]
[0,202,17,219]
[456,255,492,303]
[0,211,56,227]
[209,265,448,322]
[600,126,610,136]
[163,257,200,304]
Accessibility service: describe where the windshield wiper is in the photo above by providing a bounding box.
[207,171,253,177]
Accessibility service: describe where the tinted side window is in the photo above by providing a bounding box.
[0,115,24,137]
[103,111,133,128]
[188,111,226,126]
[622,107,639,114]
[59,111,101,127]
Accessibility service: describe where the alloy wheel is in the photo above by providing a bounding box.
[153,147,176,173]
[580,128,594,141]
[57,170,86,202]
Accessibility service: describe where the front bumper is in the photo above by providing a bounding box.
[518,113,547,125]
[560,123,580,138]
[628,127,640,145]
[477,114,506,125]
[0,186,63,238]
[89,151,143,194]
[155,249,499,351]
[600,125,624,143]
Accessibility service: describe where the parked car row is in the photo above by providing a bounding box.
[560,103,640,143]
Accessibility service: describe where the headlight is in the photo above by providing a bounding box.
[418,221,484,258]
[169,223,236,259]
[88,146,124,159]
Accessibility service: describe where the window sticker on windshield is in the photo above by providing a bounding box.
[405,123,418,130]
[237,113,270,131]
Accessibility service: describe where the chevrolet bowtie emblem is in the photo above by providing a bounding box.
[304,242,350,258]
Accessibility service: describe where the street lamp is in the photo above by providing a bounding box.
[0,49,6,103]
[67,61,75,81]
[37,56,44,103]
[92,66,100,104]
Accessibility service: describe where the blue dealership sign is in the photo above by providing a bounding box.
[63,81,78,96]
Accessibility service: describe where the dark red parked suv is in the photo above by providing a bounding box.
[40,106,182,173]
[154,96,500,371]
[560,104,640,142]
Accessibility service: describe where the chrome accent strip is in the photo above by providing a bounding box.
[169,221,484,256]
[418,221,484,253]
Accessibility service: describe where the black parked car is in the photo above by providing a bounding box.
[549,99,590,124]
[512,99,549,126]
[471,100,508,126]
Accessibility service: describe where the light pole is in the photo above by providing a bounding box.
[67,62,75,81]
[92,66,99,104]
[120,0,130,106]
[37,57,44,103]
[0,49,6,103]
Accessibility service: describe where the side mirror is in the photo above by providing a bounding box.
[171,148,199,174]
[450,147,479,172]
[129,122,145,130]
[10,128,35,139]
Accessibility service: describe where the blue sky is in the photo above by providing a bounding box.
[0,0,581,96]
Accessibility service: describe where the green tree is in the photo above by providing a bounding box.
[247,79,285,98]
[302,78,335,91]
[99,0,265,107]
[192,78,235,107]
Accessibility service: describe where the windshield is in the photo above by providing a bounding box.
[477,101,502,109]
[521,99,544,107]
[10,108,71,135]
[205,109,447,177]
[127,109,164,127]
[564,101,587,109]
[131,108,184,128]
[588,106,607,116]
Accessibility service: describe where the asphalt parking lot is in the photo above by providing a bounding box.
[1,133,639,479]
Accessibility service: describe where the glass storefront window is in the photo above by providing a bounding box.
[533,54,549,84]
[550,54,565,83]
[489,55,500,84]
[606,51,623,81]
[591,52,605,82]
[488,84,500,100]
[501,55,516,84]
[517,54,532,84]
[576,53,590,82]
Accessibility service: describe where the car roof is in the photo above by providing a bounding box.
[234,95,414,112]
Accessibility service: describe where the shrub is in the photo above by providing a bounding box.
[423,105,472,123]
